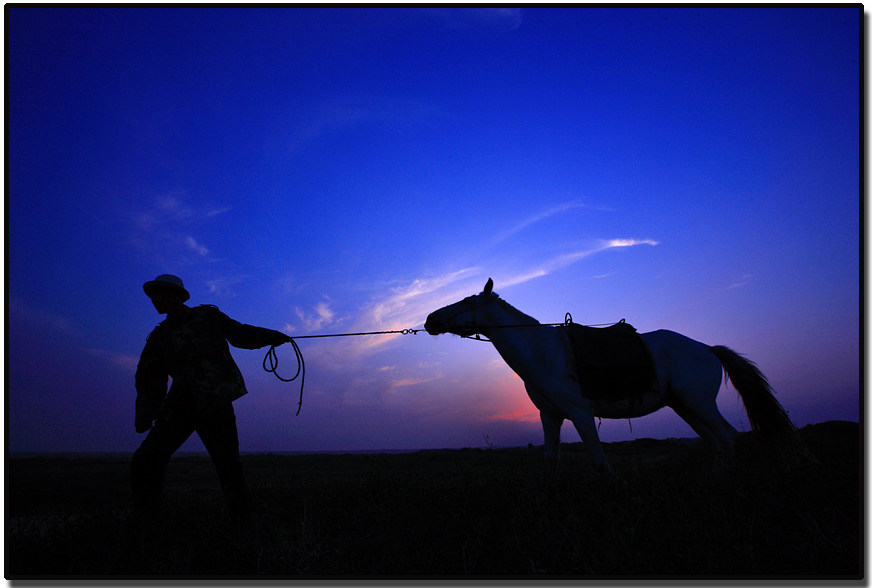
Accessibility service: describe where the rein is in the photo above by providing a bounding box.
[457,312,578,343]
[441,291,611,342]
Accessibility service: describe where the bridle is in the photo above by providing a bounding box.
[439,294,582,343]
[442,293,500,340]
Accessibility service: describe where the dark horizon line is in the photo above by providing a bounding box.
[8,420,858,458]
[7,438,701,458]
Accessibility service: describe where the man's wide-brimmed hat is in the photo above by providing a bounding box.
[143,274,190,302]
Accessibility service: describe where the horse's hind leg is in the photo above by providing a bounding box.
[703,404,739,451]
[672,401,737,453]
[667,344,739,453]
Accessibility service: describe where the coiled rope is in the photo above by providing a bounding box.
[263,338,306,416]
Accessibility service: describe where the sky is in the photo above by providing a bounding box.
[7,6,860,454]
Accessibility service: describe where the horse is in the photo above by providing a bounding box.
[423,278,796,471]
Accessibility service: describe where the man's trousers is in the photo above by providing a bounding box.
[131,394,247,518]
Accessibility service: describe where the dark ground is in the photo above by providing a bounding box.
[6,420,861,578]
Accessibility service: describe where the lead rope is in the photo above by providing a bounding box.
[263,328,427,415]
[263,317,612,414]
[264,339,306,416]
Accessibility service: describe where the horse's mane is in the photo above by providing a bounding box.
[494,295,540,325]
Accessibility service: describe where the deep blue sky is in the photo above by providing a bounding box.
[8,6,860,454]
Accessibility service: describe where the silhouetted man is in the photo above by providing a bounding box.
[132,274,292,523]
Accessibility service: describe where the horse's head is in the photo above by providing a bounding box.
[424,278,496,337]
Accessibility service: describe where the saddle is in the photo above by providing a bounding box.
[561,320,657,401]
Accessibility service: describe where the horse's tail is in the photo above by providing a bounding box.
[710,345,798,453]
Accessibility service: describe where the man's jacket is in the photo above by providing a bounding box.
[135,304,283,423]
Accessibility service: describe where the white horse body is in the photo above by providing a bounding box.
[424,279,795,471]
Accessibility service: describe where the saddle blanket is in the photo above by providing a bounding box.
[560,320,658,401]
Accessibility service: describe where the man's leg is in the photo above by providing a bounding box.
[197,402,247,519]
[131,401,196,518]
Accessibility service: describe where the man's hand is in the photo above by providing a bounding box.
[272,332,294,346]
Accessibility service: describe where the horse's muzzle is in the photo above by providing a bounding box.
[424,314,444,335]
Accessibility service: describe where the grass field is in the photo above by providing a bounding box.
[6,420,860,578]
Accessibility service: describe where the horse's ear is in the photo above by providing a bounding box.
[483,278,494,295]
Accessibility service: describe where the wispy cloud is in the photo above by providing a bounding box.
[549,238,658,267]
[497,269,549,289]
[86,348,139,373]
[128,193,232,272]
[490,201,587,246]
[157,194,194,220]
[295,300,337,332]
[131,193,229,231]
[724,274,753,291]
[131,193,194,231]
[10,299,139,373]
[387,375,444,391]
[185,236,210,257]
[205,275,252,297]
[368,268,479,326]
[9,298,79,338]
[322,237,658,356]
[305,236,657,362]
[498,238,659,289]
[323,268,482,355]
[206,206,232,217]
[605,238,659,248]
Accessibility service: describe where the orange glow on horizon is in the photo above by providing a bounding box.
[477,374,540,424]
[486,406,540,424]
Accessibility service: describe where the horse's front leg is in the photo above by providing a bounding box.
[540,410,563,459]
